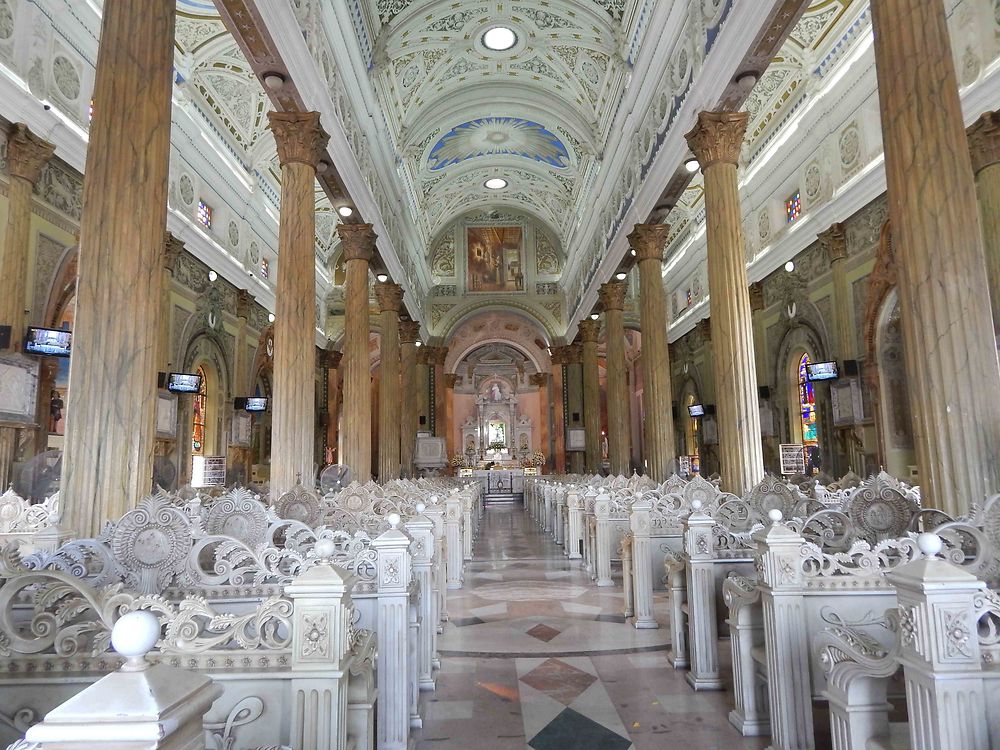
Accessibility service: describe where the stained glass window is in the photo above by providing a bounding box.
[260,258,269,279]
[798,353,818,447]
[192,365,207,455]
[785,191,801,223]
[197,200,213,229]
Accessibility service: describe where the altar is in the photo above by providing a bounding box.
[471,468,524,499]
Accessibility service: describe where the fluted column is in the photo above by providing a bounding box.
[579,319,602,473]
[599,281,631,475]
[0,124,54,347]
[266,111,329,497]
[968,111,1000,336]
[550,345,577,473]
[60,0,176,536]
[321,348,342,464]
[564,343,585,473]
[529,372,550,467]
[871,0,1000,514]
[818,223,851,361]
[399,321,420,477]
[630,224,677,481]
[685,111,763,496]
[376,282,403,480]
[339,223,377,482]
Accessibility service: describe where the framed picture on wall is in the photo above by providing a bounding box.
[566,428,585,451]
[155,391,178,438]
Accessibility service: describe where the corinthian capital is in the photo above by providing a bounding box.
[7,123,55,184]
[598,281,628,311]
[818,222,847,264]
[684,111,749,170]
[337,223,377,262]
[267,111,330,168]
[399,320,421,344]
[374,281,403,313]
[968,110,1000,174]
[628,223,670,263]
[578,319,600,343]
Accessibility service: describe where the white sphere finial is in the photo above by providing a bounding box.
[415,501,426,514]
[112,610,160,671]
[917,532,943,558]
[691,499,703,511]
[388,512,402,528]
[430,495,439,505]
[768,509,783,524]
[314,538,336,559]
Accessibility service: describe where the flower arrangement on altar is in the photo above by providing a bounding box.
[521,450,546,468]
[487,440,506,452]
[450,453,474,469]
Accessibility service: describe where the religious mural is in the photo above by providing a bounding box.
[466,226,524,293]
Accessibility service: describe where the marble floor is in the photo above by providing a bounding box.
[414,500,771,750]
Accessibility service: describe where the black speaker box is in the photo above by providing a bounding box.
[758,385,771,400]
[843,359,860,377]
[0,325,10,350]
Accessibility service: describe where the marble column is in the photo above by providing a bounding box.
[159,233,184,371]
[0,124,54,347]
[818,223,851,361]
[339,223,377,483]
[871,0,1000,514]
[631,224,677,481]
[416,347,431,434]
[599,281,631,476]
[529,372,550,467]
[443,372,459,462]
[550,345,576,473]
[399,321,420,477]
[685,111,764,496]
[321,348,342,464]
[967,111,1000,336]
[376,282,403,481]
[60,0,176,536]
[579,319,602,473]
[267,111,329,497]
[564,344,585,473]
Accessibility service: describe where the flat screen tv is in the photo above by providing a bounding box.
[245,397,268,413]
[806,361,839,382]
[688,403,705,417]
[24,327,72,357]
[167,372,202,394]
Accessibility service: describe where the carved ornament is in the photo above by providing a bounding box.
[6,123,56,184]
[578,318,600,343]
[628,223,670,263]
[598,281,628,311]
[818,222,847,264]
[374,281,404,313]
[399,320,421,344]
[337,223,377,263]
[267,111,330,168]
[967,110,1000,174]
[684,111,749,170]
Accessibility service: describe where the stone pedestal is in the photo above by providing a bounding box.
[376,282,403,481]
[268,111,329,497]
[599,281,630,476]
[968,111,1000,336]
[61,0,176,536]
[871,0,1000,514]
[685,111,764,496]
[399,321,420,477]
[0,123,54,347]
[339,223,376,482]
[579,319,602,473]
[631,224,676,480]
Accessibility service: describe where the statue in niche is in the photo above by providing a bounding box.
[491,382,503,401]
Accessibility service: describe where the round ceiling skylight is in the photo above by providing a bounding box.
[482,26,517,51]
[484,177,508,190]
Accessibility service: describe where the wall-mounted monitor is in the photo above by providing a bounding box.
[167,372,202,393]
[24,327,72,357]
[245,396,268,413]
[687,403,705,417]
[806,361,839,382]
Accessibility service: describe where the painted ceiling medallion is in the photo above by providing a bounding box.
[428,117,570,171]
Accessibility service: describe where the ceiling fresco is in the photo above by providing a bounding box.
[428,117,571,171]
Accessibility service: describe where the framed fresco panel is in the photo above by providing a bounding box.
[467,226,524,292]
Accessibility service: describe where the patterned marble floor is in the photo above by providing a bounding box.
[414,500,770,750]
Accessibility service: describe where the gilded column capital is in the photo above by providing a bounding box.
[338,223,377,262]
[374,281,404,313]
[598,281,628,311]
[968,111,1000,174]
[684,111,749,170]
[550,344,581,365]
[529,372,549,388]
[162,231,185,274]
[578,318,600,343]
[748,281,765,312]
[424,345,448,366]
[416,348,430,365]
[6,123,55,184]
[628,223,670,263]
[695,317,712,342]
[235,289,253,320]
[443,373,460,388]
[318,348,343,369]
[818,222,847,264]
[399,320,421,344]
[267,111,330,168]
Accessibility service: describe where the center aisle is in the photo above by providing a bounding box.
[414,500,768,749]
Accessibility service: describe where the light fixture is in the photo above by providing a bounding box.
[482,26,517,51]
[262,72,286,91]
[376,273,389,283]
[415,341,423,348]
[268,312,275,323]
[338,205,354,217]
[736,71,759,89]
[590,312,599,320]
[684,158,700,173]
[484,177,508,190]
[784,260,795,272]
[630,249,636,257]
[316,161,329,174]
[207,270,218,282]
[615,271,627,280]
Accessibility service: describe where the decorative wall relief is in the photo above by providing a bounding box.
[430,235,455,277]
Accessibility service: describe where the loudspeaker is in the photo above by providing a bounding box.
[758,385,771,400]
[705,404,716,416]
[157,371,168,389]
[843,359,860,376]
[572,412,580,422]
[419,415,427,426]
[234,397,248,410]
[0,325,10,350]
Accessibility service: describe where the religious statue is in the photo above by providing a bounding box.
[491,382,503,401]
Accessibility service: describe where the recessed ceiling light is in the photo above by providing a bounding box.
[784,261,795,272]
[482,26,517,51]
[590,313,599,320]
[338,205,353,217]
[262,72,285,90]
[415,341,423,347]
[268,312,275,323]
[615,272,627,280]
[207,270,218,282]
[376,273,389,283]
[684,158,700,173]
[630,249,636,257]
[484,177,508,190]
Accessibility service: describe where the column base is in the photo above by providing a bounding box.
[447,582,463,590]
[409,716,422,729]
[685,672,723,691]
[568,552,582,560]
[729,709,770,737]
[633,618,659,630]
[597,578,614,587]
[668,652,689,669]
[419,678,436,692]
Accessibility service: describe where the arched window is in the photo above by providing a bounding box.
[192,365,208,455]
[797,352,819,449]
